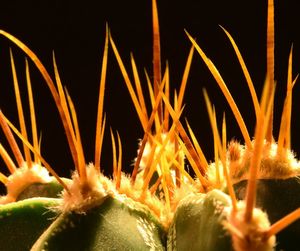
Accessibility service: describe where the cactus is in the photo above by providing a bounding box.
[0,0,299,250]
[167,189,232,250]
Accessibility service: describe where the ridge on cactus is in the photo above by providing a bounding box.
[0,0,299,250]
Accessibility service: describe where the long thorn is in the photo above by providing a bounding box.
[177,46,195,111]
[65,89,86,182]
[109,34,148,131]
[203,90,237,211]
[131,80,166,183]
[187,31,252,150]
[53,53,79,172]
[1,111,70,194]
[95,25,109,171]
[25,59,39,163]
[265,208,300,239]
[131,53,149,122]
[10,49,32,167]
[220,26,260,121]
[162,92,209,174]
[116,132,123,190]
[152,0,162,124]
[0,143,17,173]
[244,80,275,222]
[0,30,78,174]
[0,110,24,166]
[265,0,275,142]
[0,172,9,185]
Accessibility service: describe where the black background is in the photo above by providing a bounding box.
[0,0,298,180]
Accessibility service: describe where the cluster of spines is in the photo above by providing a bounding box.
[0,0,299,250]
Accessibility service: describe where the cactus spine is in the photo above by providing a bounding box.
[0,0,299,250]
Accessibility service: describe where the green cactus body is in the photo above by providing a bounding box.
[16,178,69,201]
[0,198,60,251]
[167,189,232,251]
[0,165,70,203]
[0,0,299,250]
[32,195,166,251]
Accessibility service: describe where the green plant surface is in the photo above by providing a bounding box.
[0,0,298,250]
[167,189,232,251]
[16,178,70,201]
[32,195,166,251]
[0,197,60,251]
